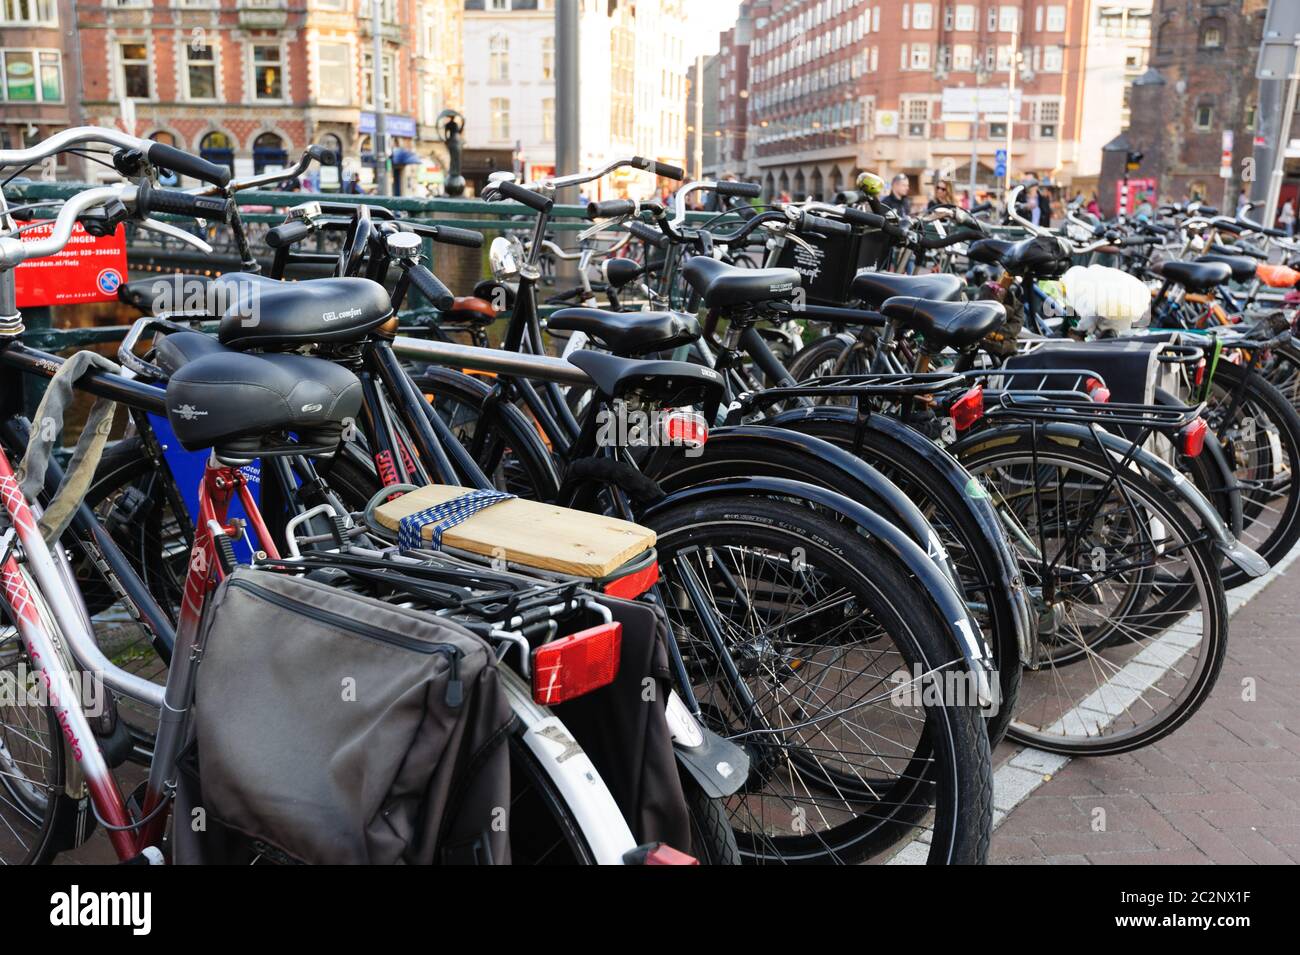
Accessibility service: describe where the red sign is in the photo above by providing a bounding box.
[13,222,128,308]
[1115,177,1158,216]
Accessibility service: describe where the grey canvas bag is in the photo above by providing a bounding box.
[178,567,514,864]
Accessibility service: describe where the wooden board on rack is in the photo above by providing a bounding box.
[373,484,656,578]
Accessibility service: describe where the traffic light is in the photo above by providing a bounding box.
[1126,150,1144,172]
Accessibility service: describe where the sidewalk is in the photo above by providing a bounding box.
[988,553,1300,865]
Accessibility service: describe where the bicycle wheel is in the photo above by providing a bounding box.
[506,732,599,864]
[957,430,1228,755]
[0,620,72,864]
[647,495,992,864]
[1202,360,1300,588]
[771,416,1024,747]
[786,333,872,384]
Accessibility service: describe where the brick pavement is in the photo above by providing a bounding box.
[989,559,1300,865]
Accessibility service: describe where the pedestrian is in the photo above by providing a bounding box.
[926,179,954,211]
[1280,199,1296,236]
[1086,192,1101,217]
[880,173,911,217]
[1037,184,1053,228]
[1236,188,1251,218]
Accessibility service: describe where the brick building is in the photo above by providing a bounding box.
[1100,0,1268,218]
[0,0,83,174]
[743,0,1151,203]
[75,1,462,193]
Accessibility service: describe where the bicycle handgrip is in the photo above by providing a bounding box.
[431,224,484,248]
[1120,235,1158,247]
[800,213,852,237]
[841,207,884,228]
[408,263,455,311]
[627,220,669,249]
[716,180,762,199]
[587,199,637,220]
[146,142,231,187]
[266,219,314,249]
[493,180,553,213]
[633,156,684,181]
[307,143,337,166]
[137,183,233,222]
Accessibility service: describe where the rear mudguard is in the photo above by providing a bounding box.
[642,475,996,707]
[951,420,1268,578]
[649,423,958,586]
[666,692,750,798]
[767,405,1034,661]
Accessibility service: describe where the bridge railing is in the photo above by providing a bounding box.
[6,182,746,350]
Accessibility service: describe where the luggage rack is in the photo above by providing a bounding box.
[988,391,1205,429]
[735,371,969,416]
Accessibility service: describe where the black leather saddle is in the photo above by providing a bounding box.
[568,350,724,409]
[548,307,700,356]
[1195,253,1256,284]
[681,256,801,308]
[881,297,1007,349]
[213,273,392,349]
[966,238,1017,266]
[997,236,1071,277]
[850,270,964,308]
[163,335,362,459]
[1155,259,1232,294]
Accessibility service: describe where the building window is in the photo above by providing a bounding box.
[199,130,236,175]
[996,44,1015,71]
[988,121,1007,138]
[541,97,555,141]
[0,0,57,24]
[1042,45,1063,72]
[1199,19,1225,50]
[185,43,217,101]
[490,97,510,140]
[910,43,931,70]
[489,33,509,82]
[912,2,932,29]
[488,0,510,9]
[362,51,396,111]
[252,45,282,100]
[904,98,929,138]
[118,41,150,99]
[1045,5,1066,32]
[541,36,554,81]
[1245,102,1257,130]
[317,43,350,104]
[1194,104,1214,130]
[252,131,288,174]
[998,6,1019,32]
[1034,99,1060,138]
[953,44,973,71]
[954,4,975,30]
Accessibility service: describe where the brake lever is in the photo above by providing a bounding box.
[137,217,215,254]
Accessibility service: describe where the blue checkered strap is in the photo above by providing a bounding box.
[397,489,516,550]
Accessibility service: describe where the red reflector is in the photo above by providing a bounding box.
[1083,377,1110,403]
[644,844,700,865]
[950,385,984,431]
[1193,359,1206,388]
[604,559,659,600]
[661,410,708,451]
[1180,418,1208,458]
[532,621,622,705]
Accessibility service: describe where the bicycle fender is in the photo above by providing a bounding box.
[644,476,997,707]
[768,405,1034,659]
[955,421,1269,579]
[654,423,957,582]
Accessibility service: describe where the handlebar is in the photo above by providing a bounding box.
[137,181,233,222]
[406,263,456,311]
[716,180,762,199]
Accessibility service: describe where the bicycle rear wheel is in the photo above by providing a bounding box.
[647,495,992,864]
[957,431,1228,754]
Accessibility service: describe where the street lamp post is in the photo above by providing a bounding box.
[371,0,388,196]
[970,63,990,203]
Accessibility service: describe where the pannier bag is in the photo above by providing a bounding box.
[176,568,514,865]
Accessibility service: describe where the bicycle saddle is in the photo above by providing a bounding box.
[214,273,393,349]
[165,347,362,460]
[881,297,1006,350]
[548,307,700,357]
[445,296,497,326]
[1195,253,1257,284]
[680,256,800,308]
[567,349,724,409]
[850,270,964,308]
[1155,259,1232,294]
[966,238,1017,266]
[154,330,228,376]
[995,235,1071,277]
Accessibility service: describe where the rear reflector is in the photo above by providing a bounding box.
[661,409,708,451]
[1180,417,1208,458]
[532,621,622,705]
[1083,377,1110,403]
[950,385,985,431]
[1193,359,1206,388]
[604,559,659,600]
[623,842,700,865]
